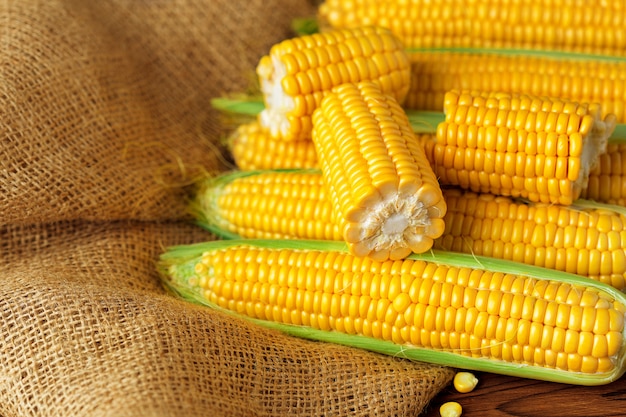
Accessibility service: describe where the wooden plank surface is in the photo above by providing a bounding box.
[423,372,626,416]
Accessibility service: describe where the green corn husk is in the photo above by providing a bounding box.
[159,238,626,386]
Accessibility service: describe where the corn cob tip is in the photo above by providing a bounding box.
[342,185,447,261]
[345,151,445,258]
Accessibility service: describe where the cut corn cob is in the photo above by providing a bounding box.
[431,90,616,205]
[311,81,446,260]
[257,26,411,141]
[436,189,626,291]
[228,121,319,170]
[581,140,626,206]
[194,169,626,291]
[160,239,626,386]
[406,49,626,123]
[317,0,626,56]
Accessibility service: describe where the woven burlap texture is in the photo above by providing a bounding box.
[0,1,456,416]
[1,0,299,224]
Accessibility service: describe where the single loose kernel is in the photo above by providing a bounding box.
[440,401,463,417]
[453,371,479,393]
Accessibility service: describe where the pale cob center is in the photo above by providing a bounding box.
[258,54,294,140]
[193,245,626,376]
[578,114,613,192]
[342,188,441,259]
[583,142,626,205]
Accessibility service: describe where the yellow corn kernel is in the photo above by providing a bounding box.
[312,81,446,260]
[162,240,626,385]
[432,90,616,205]
[318,0,626,56]
[256,26,410,141]
[581,141,626,205]
[228,121,318,170]
[440,401,463,417]
[453,371,479,393]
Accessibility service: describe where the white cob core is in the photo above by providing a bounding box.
[351,193,434,259]
[258,56,294,139]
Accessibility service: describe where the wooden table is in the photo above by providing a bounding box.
[423,372,626,416]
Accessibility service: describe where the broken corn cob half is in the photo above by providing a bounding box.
[160,239,626,386]
[256,26,411,141]
[432,90,617,205]
[193,169,626,292]
[311,81,446,260]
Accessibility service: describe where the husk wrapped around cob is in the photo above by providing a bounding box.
[160,238,626,386]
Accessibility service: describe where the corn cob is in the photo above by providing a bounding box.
[581,139,626,206]
[311,81,446,260]
[436,189,626,291]
[431,90,616,205]
[256,26,411,141]
[406,49,626,123]
[194,169,626,291]
[228,121,319,170]
[160,239,626,386]
[317,0,626,56]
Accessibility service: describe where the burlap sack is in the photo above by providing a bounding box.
[0,0,313,224]
[0,1,455,415]
[0,221,454,416]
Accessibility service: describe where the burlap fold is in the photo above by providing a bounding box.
[0,221,454,417]
[0,0,455,415]
[0,0,313,224]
